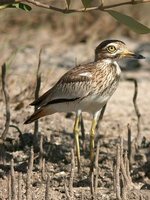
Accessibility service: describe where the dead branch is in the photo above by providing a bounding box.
[127,124,132,170]
[1,63,10,140]
[126,78,141,146]
[39,134,46,180]
[94,139,100,194]
[11,159,16,200]
[114,136,135,200]
[45,174,50,200]
[69,149,75,198]
[8,172,11,200]
[90,172,95,199]
[115,144,121,200]
[39,134,44,168]
[41,158,46,180]
[120,136,132,187]
[34,48,42,142]
[18,173,22,200]
[64,181,71,200]
[26,147,34,200]
[0,0,150,13]
[124,151,132,184]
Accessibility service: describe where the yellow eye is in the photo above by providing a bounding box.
[107,45,116,53]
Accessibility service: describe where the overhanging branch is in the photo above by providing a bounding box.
[0,0,150,13]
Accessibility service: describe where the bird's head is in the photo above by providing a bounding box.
[95,40,145,62]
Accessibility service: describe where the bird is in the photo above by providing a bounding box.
[24,39,144,173]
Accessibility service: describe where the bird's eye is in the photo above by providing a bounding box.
[107,45,116,53]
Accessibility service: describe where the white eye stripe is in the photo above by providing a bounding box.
[106,43,118,48]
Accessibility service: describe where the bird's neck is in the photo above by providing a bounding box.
[96,58,121,76]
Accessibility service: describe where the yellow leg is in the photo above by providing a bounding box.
[90,111,100,174]
[73,110,81,173]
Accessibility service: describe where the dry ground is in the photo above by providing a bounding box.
[0,8,150,200]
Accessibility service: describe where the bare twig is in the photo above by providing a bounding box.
[11,159,16,200]
[23,0,150,13]
[69,149,75,198]
[115,144,121,200]
[64,181,71,200]
[18,173,22,200]
[1,63,10,140]
[120,136,131,187]
[94,139,100,194]
[90,172,95,199]
[39,134,46,180]
[41,158,46,180]
[127,124,132,170]
[45,174,50,200]
[8,172,11,200]
[26,147,34,200]
[39,134,44,168]
[114,136,136,199]
[34,48,42,142]
[9,124,25,146]
[124,151,132,184]
[126,78,141,146]
[0,0,150,13]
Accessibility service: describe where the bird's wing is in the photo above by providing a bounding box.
[31,63,96,108]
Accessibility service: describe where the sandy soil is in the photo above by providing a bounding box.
[0,9,150,200]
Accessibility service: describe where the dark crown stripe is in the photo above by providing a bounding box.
[95,40,125,51]
[46,97,80,105]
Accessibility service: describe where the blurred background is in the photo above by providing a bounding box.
[0,0,150,62]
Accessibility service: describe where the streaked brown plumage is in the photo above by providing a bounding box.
[25,40,144,172]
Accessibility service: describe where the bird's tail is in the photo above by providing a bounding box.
[24,107,53,124]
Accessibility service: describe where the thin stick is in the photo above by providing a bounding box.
[34,48,42,142]
[115,144,121,200]
[9,124,25,146]
[45,174,50,200]
[127,124,132,170]
[11,159,16,200]
[1,0,150,12]
[94,139,100,194]
[64,181,70,200]
[133,80,141,145]
[124,151,132,184]
[1,63,10,140]
[69,149,75,198]
[18,173,22,200]
[39,134,44,169]
[26,147,34,200]
[120,137,131,187]
[126,78,141,146]
[90,172,95,199]
[41,158,46,181]
[12,0,150,13]
[8,172,11,200]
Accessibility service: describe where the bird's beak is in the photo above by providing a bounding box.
[121,50,145,59]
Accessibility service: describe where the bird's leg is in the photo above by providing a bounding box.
[73,110,82,173]
[90,111,100,174]
[80,112,86,152]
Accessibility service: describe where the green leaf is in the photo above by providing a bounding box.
[107,10,150,34]
[65,0,71,9]
[7,3,32,11]
[81,0,92,9]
